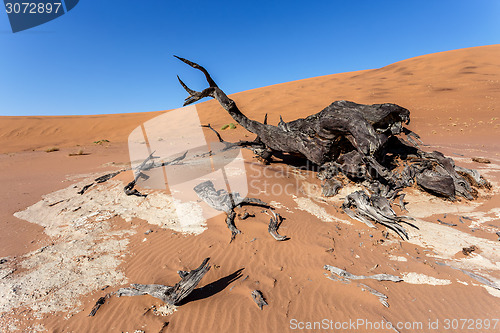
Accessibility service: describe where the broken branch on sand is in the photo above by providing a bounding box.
[251,290,268,310]
[193,180,286,241]
[88,293,111,317]
[358,283,390,308]
[324,265,402,282]
[117,257,211,305]
[324,266,400,307]
[267,210,287,241]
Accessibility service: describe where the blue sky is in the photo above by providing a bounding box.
[1,0,499,116]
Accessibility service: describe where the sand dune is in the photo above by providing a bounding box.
[1,45,499,332]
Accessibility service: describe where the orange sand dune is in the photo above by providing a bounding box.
[0,45,499,333]
[0,112,160,154]
[1,45,499,153]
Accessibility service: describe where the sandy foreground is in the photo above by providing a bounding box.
[0,45,499,333]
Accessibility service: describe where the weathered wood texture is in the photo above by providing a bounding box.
[251,290,268,310]
[194,180,286,241]
[324,265,403,282]
[117,258,211,305]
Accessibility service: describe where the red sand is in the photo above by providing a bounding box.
[1,45,499,333]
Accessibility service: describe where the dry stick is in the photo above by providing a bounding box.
[201,123,266,153]
[79,169,127,194]
[324,265,398,308]
[382,316,401,333]
[77,183,94,195]
[251,290,268,310]
[122,151,159,197]
[123,179,147,197]
[437,219,457,227]
[95,170,123,183]
[324,265,402,282]
[358,283,389,308]
[341,190,417,240]
[200,122,287,242]
[239,212,254,220]
[267,210,287,241]
[158,322,169,333]
[117,258,211,305]
[193,180,282,242]
[324,266,400,308]
[398,193,407,212]
[88,293,112,317]
[435,261,500,290]
[202,124,224,143]
[48,199,66,207]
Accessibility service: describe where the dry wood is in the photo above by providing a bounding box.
[358,283,389,307]
[77,183,94,195]
[437,219,457,227]
[123,180,147,197]
[268,210,287,241]
[193,180,282,241]
[436,261,500,290]
[88,293,111,317]
[176,56,409,165]
[117,258,211,305]
[239,212,254,220]
[455,165,490,188]
[341,191,417,240]
[95,171,123,183]
[472,157,491,164]
[176,57,488,239]
[462,245,477,256]
[251,290,268,310]
[322,179,343,197]
[324,265,402,282]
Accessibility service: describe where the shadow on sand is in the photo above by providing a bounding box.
[179,268,245,305]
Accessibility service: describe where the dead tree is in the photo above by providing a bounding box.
[176,57,488,239]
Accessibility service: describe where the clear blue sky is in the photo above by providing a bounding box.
[1,0,499,116]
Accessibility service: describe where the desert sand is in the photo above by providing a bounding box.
[0,44,499,332]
